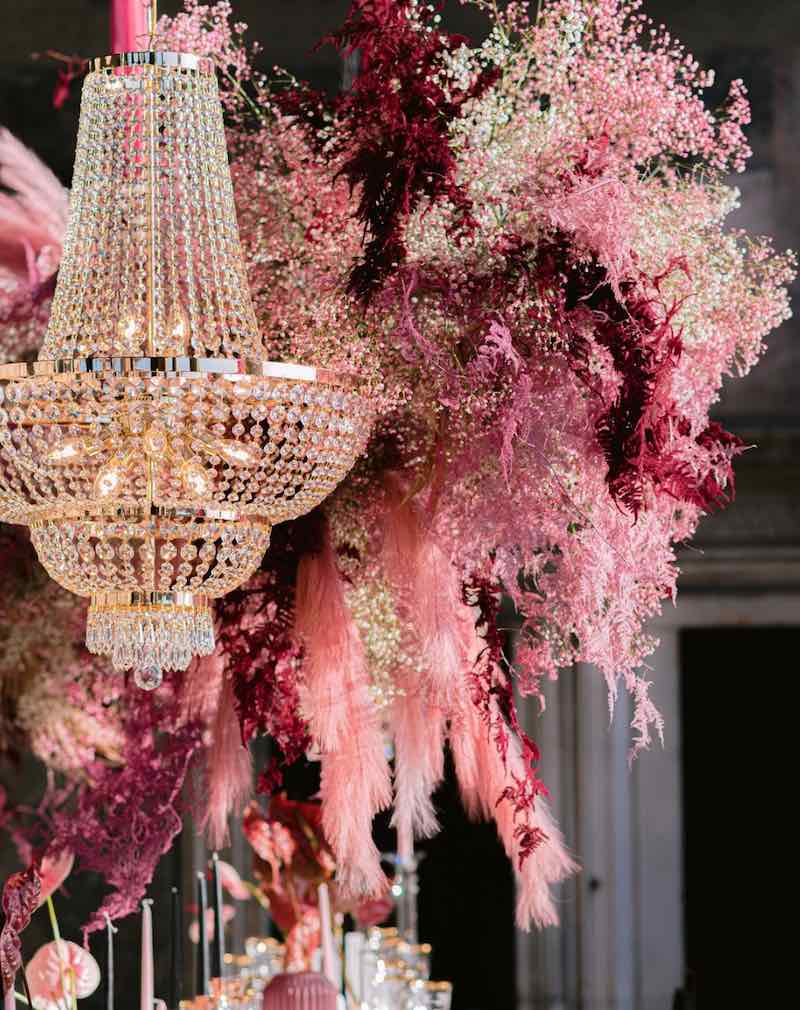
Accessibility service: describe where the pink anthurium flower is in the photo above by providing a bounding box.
[215,860,250,901]
[27,940,100,1010]
[188,905,235,945]
[36,850,75,907]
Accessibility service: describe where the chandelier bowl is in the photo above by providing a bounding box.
[0,356,370,686]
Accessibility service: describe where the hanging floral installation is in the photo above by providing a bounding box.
[0,0,795,947]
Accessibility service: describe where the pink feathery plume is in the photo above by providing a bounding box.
[390,690,445,860]
[320,734,391,898]
[382,474,474,851]
[295,535,391,896]
[181,651,224,725]
[450,688,578,929]
[511,791,577,930]
[203,669,253,850]
[0,128,67,283]
[295,534,366,752]
[382,472,470,710]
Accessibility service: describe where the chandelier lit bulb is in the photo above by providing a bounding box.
[0,3,371,688]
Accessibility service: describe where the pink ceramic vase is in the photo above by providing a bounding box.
[262,972,338,1010]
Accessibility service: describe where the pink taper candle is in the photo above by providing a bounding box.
[140,898,154,1010]
[317,883,336,988]
[110,0,149,53]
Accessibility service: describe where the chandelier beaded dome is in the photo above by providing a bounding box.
[0,5,370,688]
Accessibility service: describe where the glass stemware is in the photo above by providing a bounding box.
[406,981,453,1010]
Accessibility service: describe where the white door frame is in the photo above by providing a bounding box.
[515,592,800,1010]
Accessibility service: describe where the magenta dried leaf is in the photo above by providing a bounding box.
[0,863,41,995]
[216,515,320,781]
[278,0,499,300]
[47,693,202,935]
[462,577,549,866]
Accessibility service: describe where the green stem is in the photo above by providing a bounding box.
[220,66,267,124]
[13,992,30,1006]
[243,880,271,911]
[46,896,62,944]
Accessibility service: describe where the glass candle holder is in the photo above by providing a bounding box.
[405,981,452,1010]
[405,945,431,980]
[245,937,285,983]
[366,928,399,951]
[370,960,416,1010]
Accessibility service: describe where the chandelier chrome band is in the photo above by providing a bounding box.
[30,505,259,524]
[0,49,372,687]
[91,591,210,609]
[87,51,214,74]
[0,357,360,386]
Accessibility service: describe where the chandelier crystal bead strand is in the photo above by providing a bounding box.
[0,4,371,688]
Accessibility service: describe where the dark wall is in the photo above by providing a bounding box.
[417,755,517,1010]
[680,626,800,1004]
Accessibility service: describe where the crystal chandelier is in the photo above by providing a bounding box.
[0,12,370,689]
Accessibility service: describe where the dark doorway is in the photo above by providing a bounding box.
[680,625,800,1003]
[415,751,517,1010]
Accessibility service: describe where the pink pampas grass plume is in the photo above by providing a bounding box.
[181,651,224,725]
[451,693,578,928]
[295,536,366,752]
[390,691,445,859]
[203,669,252,850]
[320,732,391,898]
[510,791,577,930]
[0,128,67,284]
[381,473,471,710]
[295,533,391,896]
